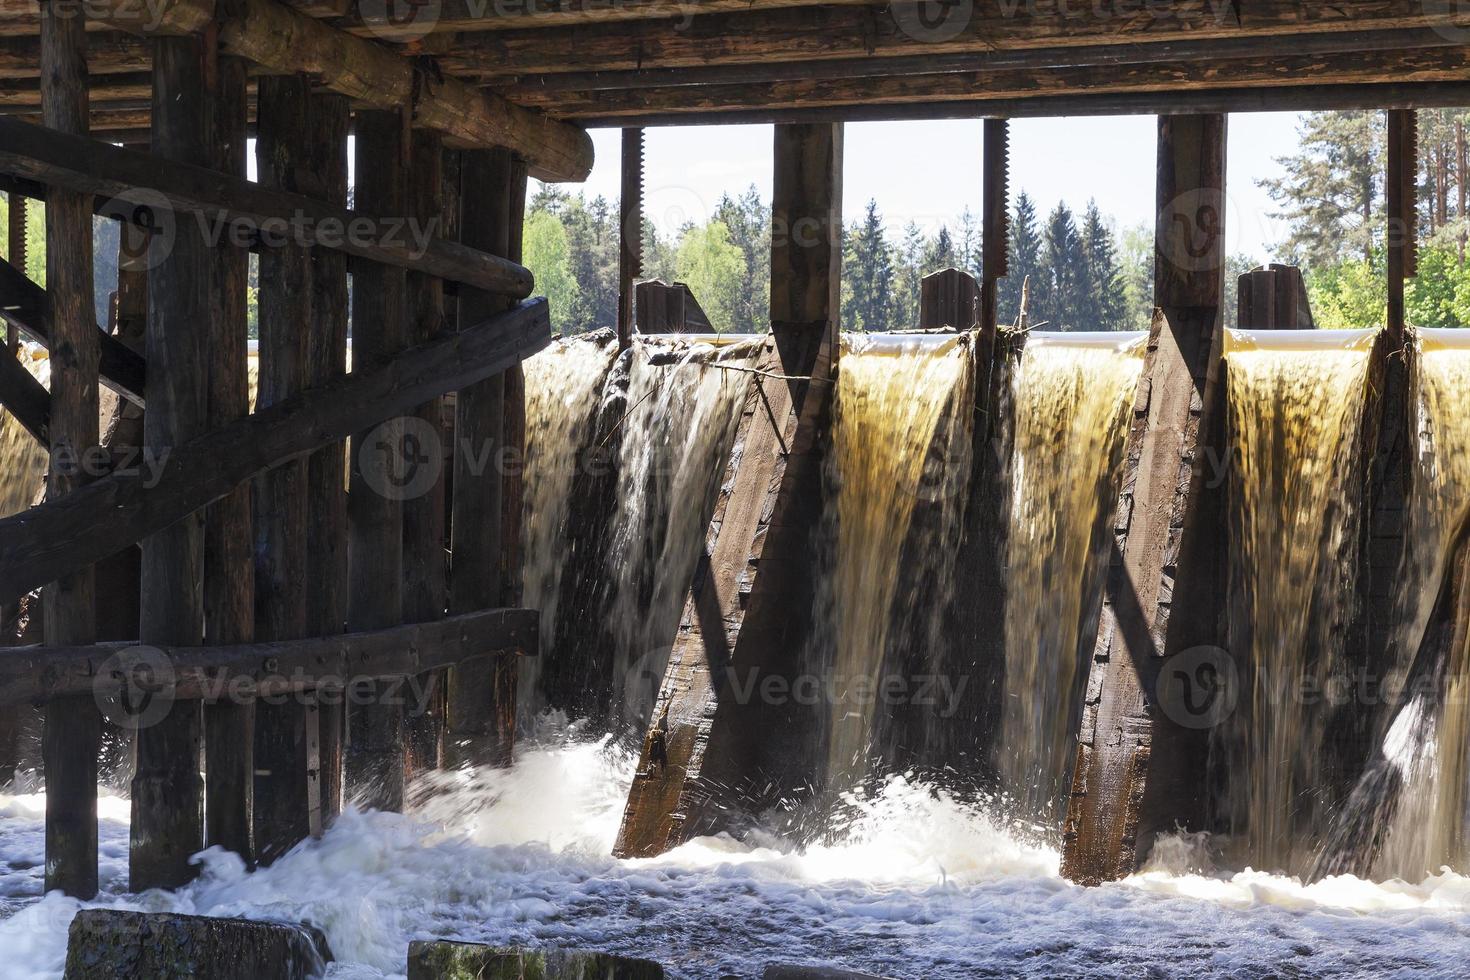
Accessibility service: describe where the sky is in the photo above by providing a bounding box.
[559,112,1307,265]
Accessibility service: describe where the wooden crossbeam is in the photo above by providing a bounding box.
[89,0,593,181]
[340,0,874,37]
[0,608,538,707]
[0,343,47,445]
[0,116,535,296]
[517,45,1470,120]
[0,257,147,405]
[0,297,552,606]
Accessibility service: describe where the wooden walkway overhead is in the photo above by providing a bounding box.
[1,2,1470,139]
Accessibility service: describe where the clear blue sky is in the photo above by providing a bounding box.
[560,113,1306,265]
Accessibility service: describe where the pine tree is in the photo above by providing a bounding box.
[1079,201,1127,331]
[891,221,926,331]
[1261,110,1384,266]
[843,199,895,332]
[1039,202,1084,330]
[999,191,1041,327]
[956,207,982,279]
[923,225,956,273]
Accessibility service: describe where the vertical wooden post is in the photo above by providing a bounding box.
[446,147,525,769]
[5,192,23,352]
[404,131,450,780]
[1237,264,1314,330]
[131,34,213,892]
[306,94,351,826]
[203,55,255,862]
[1387,110,1418,341]
[980,117,1009,336]
[40,0,101,899]
[252,75,314,863]
[918,268,978,330]
[345,109,408,809]
[617,128,644,349]
[1061,115,1228,885]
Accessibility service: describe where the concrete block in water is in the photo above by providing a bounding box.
[64,909,331,979]
[406,942,665,979]
[762,967,894,980]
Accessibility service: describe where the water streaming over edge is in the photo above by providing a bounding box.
[0,345,49,519]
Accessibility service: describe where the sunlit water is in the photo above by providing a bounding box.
[3,731,1469,979]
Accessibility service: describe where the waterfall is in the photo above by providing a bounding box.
[1215,328,1375,874]
[998,333,1142,821]
[0,345,49,520]
[824,334,972,786]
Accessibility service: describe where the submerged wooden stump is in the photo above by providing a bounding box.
[406,942,663,980]
[64,910,331,980]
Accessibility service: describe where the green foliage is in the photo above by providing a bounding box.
[1307,252,1387,329]
[1262,110,1384,267]
[843,200,895,332]
[523,210,581,336]
[675,219,745,332]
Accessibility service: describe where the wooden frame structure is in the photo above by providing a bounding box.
[0,0,1444,899]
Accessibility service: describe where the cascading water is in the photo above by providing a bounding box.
[999,333,1143,821]
[1215,329,1375,875]
[822,334,971,787]
[0,345,49,519]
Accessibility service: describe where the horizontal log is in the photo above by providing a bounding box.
[441,0,1470,79]
[0,257,147,405]
[339,0,874,36]
[580,81,1470,128]
[0,116,534,296]
[0,608,538,707]
[523,45,1470,119]
[0,30,146,76]
[90,0,594,181]
[0,342,48,445]
[0,297,552,605]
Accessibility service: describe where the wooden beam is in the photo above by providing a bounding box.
[252,73,315,863]
[131,31,210,894]
[0,298,552,607]
[577,81,1470,128]
[1387,109,1418,340]
[0,116,533,295]
[1061,115,1228,886]
[5,190,25,355]
[39,0,102,901]
[0,257,146,404]
[445,1,1470,79]
[918,268,977,331]
[980,117,1008,335]
[519,45,1470,119]
[617,128,642,349]
[90,0,593,180]
[0,608,538,707]
[342,0,875,36]
[0,342,47,445]
[345,109,408,812]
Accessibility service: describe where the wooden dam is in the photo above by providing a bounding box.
[0,1,1468,975]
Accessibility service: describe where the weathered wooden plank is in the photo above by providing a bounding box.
[980,117,1008,334]
[0,342,47,444]
[0,298,552,606]
[89,0,593,180]
[918,268,977,331]
[202,54,255,863]
[0,115,534,295]
[345,109,409,813]
[252,74,315,864]
[39,0,102,901]
[1387,109,1418,340]
[343,0,873,36]
[617,128,642,349]
[1237,264,1314,330]
[0,608,538,707]
[0,257,145,404]
[130,32,210,893]
[614,123,840,858]
[1060,115,1228,886]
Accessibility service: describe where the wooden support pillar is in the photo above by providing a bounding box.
[131,34,212,892]
[1061,114,1228,885]
[614,122,841,858]
[40,0,101,900]
[5,191,24,353]
[1387,110,1418,341]
[345,109,409,810]
[980,118,1009,335]
[252,75,316,863]
[202,55,255,864]
[404,132,450,781]
[307,95,351,826]
[446,147,527,769]
[918,268,978,330]
[1236,263,1314,330]
[617,128,643,349]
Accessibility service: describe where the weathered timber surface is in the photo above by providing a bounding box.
[90,0,594,180]
[1061,115,1228,885]
[918,268,977,331]
[0,116,534,295]
[406,942,663,980]
[615,123,840,857]
[64,909,331,980]
[253,74,316,862]
[1237,263,1314,329]
[345,109,408,812]
[39,0,101,901]
[130,32,211,893]
[0,257,147,404]
[0,607,538,707]
[0,298,552,606]
[0,342,47,444]
[203,54,255,863]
